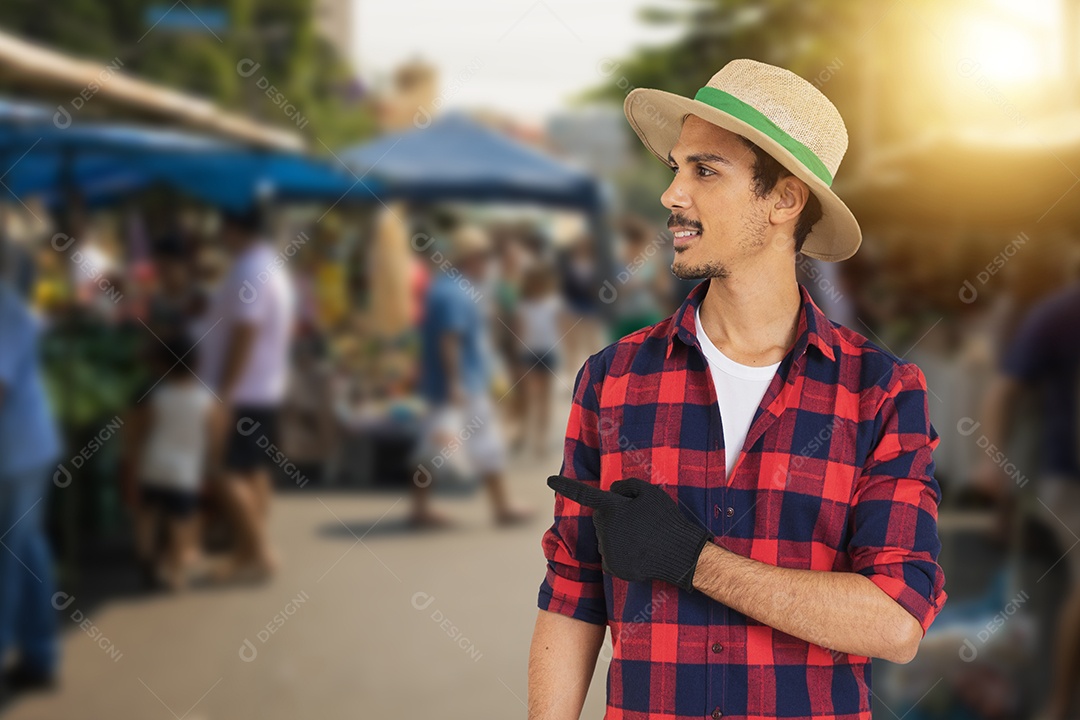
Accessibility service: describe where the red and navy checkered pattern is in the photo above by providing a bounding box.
[539,279,947,719]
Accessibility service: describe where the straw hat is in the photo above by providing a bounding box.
[623,58,861,261]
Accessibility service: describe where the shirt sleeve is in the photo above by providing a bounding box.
[427,285,469,335]
[537,351,608,626]
[848,363,948,636]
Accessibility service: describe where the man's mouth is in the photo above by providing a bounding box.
[672,229,700,249]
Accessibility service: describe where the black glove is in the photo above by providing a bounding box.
[547,475,712,592]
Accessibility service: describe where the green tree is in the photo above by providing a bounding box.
[0,0,376,147]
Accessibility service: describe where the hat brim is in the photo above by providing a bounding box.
[624,88,862,262]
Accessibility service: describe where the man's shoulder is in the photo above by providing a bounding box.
[829,320,929,399]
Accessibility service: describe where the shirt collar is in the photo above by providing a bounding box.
[665,280,838,363]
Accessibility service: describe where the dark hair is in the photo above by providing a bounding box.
[736,136,823,253]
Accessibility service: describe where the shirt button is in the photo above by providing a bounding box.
[725,506,734,517]
[712,709,723,719]
[711,642,723,653]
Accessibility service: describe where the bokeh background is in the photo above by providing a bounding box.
[0,0,1076,718]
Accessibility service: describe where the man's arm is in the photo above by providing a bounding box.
[693,363,944,664]
[527,609,606,720]
[531,354,609,718]
[694,362,945,664]
[691,544,922,663]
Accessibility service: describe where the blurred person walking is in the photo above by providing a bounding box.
[974,272,1080,720]
[492,233,530,452]
[608,213,671,342]
[516,262,568,458]
[557,234,603,383]
[0,253,61,701]
[146,230,200,337]
[410,225,534,529]
[195,208,295,582]
[127,333,216,591]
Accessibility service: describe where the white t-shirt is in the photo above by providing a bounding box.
[195,242,295,405]
[695,306,781,480]
[518,294,562,352]
[139,382,214,491]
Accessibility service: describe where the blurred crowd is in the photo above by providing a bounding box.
[0,201,683,701]
[2,196,1080,717]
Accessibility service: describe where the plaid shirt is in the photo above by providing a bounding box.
[538,279,947,720]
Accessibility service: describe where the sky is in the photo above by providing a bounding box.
[352,0,685,125]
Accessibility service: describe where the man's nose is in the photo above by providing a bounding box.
[661,175,690,212]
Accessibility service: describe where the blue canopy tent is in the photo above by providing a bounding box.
[340,112,603,209]
[339,112,616,302]
[0,100,382,211]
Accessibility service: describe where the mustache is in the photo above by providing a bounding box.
[667,214,702,232]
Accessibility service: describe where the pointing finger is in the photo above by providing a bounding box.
[546,475,622,509]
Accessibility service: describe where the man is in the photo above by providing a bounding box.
[0,250,61,701]
[973,273,1080,720]
[196,207,294,581]
[529,59,947,719]
[409,225,533,528]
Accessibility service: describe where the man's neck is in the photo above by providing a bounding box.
[697,272,801,367]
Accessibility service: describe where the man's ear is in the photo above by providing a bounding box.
[770,176,810,226]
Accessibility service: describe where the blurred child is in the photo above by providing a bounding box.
[130,333,215,590]
[516,263,566,458]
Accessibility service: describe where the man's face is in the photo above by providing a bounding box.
[661,114,777,280]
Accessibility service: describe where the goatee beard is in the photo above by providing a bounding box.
[672,255,729,280]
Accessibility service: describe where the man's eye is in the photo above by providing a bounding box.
[697,166,715,177]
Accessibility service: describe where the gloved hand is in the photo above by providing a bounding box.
[547,475,713,592]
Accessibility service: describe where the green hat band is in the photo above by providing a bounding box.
[693,86,834,186]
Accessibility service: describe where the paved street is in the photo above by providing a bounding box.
[5,381,611,720]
